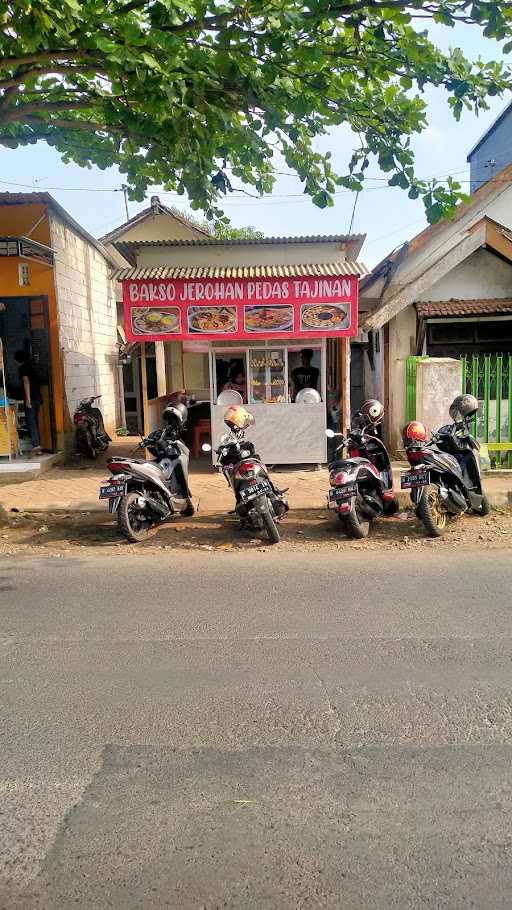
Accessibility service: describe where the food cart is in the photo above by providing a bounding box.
[123,270,360,464]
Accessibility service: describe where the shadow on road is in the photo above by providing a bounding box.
[3,506,509,554]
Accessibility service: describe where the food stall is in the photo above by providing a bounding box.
[123,270,360,464]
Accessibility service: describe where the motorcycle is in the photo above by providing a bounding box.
[401,393,490,538]
[99,400,194,542]
[205,405,288,544]
[74,395,111,458]
[326,398,399,539]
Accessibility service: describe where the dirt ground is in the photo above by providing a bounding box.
[1,503,511,558]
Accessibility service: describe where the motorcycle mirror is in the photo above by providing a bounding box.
[325,428,335,438]
[201,442,212,453]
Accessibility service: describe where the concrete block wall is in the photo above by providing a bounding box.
[50,216,118,437]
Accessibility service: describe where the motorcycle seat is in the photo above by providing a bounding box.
[331,457,369,469]
[109,458,147,466]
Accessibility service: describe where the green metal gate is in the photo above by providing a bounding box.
[461,353,512,467]
[405,356,428,422]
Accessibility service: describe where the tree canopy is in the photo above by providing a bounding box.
[1,1,512,222]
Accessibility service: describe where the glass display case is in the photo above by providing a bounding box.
[209,340,327,463]
[248,348,287,404]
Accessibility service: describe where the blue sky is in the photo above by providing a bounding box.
[0,20,509,267]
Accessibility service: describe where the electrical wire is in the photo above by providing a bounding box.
[2,156,511,208]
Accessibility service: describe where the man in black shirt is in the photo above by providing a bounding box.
[14,350,42,454]
[291,349,320,400]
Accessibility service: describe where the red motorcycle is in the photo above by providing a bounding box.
[205,405,288,544]
[326,399,399,539]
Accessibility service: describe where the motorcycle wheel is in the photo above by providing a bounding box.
[261,501,280,544]
[77,428,96,459]
[118,492,154,542]
[383,496,400,516]
[473,494,491,516]
[416,484,447,537]
[341,502,371,539]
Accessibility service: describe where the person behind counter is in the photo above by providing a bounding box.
[291,349,320,400]
[222,365,247,402]
[14,349,42,455]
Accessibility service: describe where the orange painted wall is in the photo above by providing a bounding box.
[0,254,64,442]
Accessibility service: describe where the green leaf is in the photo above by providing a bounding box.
[1,0,510,223]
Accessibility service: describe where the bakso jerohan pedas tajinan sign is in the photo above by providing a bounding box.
[123,275,358,341]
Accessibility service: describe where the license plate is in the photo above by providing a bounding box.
[239,481,272,502]
[99,481,127,499]
[329,482,357,505]
[401,470,429,489]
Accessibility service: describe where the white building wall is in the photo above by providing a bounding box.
[417,248,512,301]
[135,240,355,269]
[50,215,118,433]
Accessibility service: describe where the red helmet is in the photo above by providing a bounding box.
[402,421,427,446]
[360,399,384,426]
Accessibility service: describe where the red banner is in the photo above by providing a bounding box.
[123,275,358,342]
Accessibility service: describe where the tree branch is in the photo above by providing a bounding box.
[3,101,98,122]
[19,116,109,133]
[0,63,107,92]
[0,50,102,70]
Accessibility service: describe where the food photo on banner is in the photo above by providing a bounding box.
[123,276,358,342]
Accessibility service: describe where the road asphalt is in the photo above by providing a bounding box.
[2,548,512,909]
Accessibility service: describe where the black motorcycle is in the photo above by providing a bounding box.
[74,395,111,458]
[401,394,490,537]
[326,399,399,539]
[99,401,194,542]
[205,406,288,544]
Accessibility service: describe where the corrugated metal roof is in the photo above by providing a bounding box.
[416,298,512,317]
[115,233,364,249]
[114,260,369,281]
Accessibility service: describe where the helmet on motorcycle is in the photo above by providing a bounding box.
[402,421,427,446]
[162,401,188,429]
[224,406,255,431]
[360,399,384,426]
[449,394,478,421]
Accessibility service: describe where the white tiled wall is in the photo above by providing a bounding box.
[50,216,118,433]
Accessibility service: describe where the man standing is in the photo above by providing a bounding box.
[14,350,42,455]
[291,349,320,400]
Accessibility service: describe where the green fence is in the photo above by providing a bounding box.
[461,354,512,467]
[406,353,512,467]
[405,356,428,422]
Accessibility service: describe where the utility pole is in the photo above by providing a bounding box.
[122,185,129,221]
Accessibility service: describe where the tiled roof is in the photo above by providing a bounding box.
[415,298,512,317]
[114,260,369,281]
[115,233,364,249]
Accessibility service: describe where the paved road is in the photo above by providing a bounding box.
[1,549,512,909]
